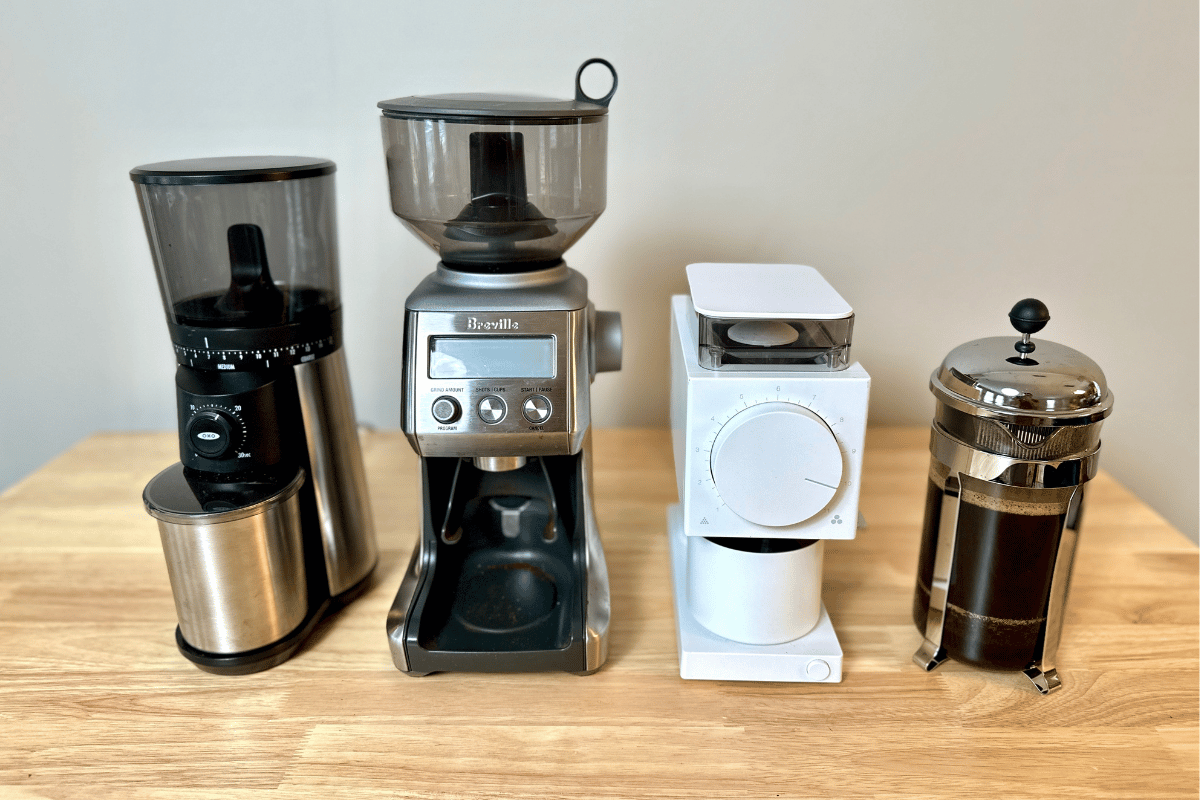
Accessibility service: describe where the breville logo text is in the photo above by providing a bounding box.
[466,317,519,331]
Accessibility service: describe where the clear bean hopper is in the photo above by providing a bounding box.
[690,263,855,371]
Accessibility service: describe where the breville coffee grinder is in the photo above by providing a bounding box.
[912,299,1114,693]
[668,264,870,681]
[132,157,378,674]
[381,60,622,675]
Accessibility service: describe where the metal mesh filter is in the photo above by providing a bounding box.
[934,405,1101,461]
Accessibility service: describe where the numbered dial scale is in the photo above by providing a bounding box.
[670,285,869,540]
[169,318,340,372]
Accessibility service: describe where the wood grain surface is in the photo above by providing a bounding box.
[0,428,1195,799]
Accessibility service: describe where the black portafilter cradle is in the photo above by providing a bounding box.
[400,455,590,674]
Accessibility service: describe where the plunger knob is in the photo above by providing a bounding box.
[1009,298,1049,355]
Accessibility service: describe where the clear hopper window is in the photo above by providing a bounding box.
[697,313,853,371]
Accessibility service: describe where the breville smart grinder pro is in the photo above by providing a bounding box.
[380,60,622,675]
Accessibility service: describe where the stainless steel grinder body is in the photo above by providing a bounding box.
[377,60,622,676]
[386,265,621,675]
[912,300,1113,694]
[133,157,378,674]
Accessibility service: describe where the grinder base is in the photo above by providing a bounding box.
[668,504,843,682]
[175,566,375,675]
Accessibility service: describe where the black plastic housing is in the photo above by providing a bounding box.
[401,454,589,674]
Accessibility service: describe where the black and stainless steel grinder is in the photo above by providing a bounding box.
[132,157,378,674]
[912,299,1114,694]
[380,60,622,675]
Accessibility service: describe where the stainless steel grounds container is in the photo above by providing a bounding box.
[145,465,309,656]
[911,299,1114,694]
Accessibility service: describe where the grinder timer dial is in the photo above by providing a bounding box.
[185,409,242,459]
[710,401,843,527]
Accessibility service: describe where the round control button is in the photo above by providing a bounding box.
[806,658,832,681]
[522,395,553,424]
[431,396,462,424]
[186,411,238,459]
[477,395,507,424]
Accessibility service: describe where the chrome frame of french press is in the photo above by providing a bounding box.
[913,426,1096,695]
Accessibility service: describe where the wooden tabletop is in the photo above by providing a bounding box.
[1,428,1196,798]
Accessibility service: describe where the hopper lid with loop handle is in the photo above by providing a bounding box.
[931,299,1114,427]
[378,58,617,123]
[378,59,618,270]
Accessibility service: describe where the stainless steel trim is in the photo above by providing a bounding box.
[402,312,420,451]
[581,432,611,673]
[386,547,423,673]
[914,473,959,672]
[590,306,622,375]
[294,350,379,596]
[433,262,570,290]
[404,264,589,312]
[930,378,1113,427]
[474,456,528,472]
[1022,484,1084,695]
[154,469,308,655]
[145,468,305,525]
[931,426,1099,489]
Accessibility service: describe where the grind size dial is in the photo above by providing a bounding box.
[710,401,843,527]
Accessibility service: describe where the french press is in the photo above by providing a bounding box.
[912,299,1114,694]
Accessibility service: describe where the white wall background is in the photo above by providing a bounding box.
[1,1,1195,542]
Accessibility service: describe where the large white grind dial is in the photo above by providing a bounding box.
[710,401,843,527]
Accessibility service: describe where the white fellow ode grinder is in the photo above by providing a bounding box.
[668,264,870,682]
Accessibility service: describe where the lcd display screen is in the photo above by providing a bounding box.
[429,336,557,379]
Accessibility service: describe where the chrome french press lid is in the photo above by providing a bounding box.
[931,299,1114,427]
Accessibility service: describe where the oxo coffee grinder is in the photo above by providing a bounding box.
[380,60,623,675]
[132,157,378,674]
